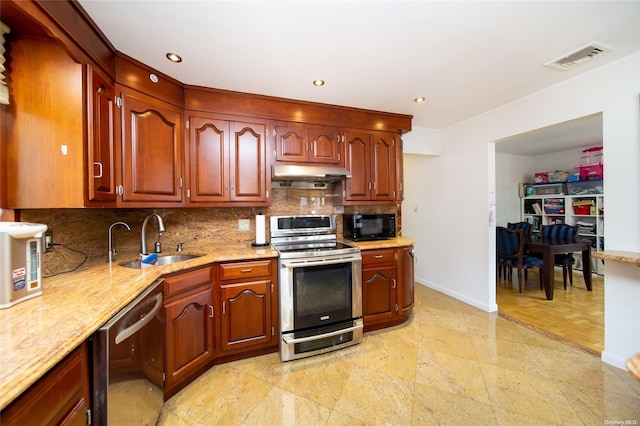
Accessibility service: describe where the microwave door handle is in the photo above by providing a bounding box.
[115,293,163,345]
[282,322,364,345]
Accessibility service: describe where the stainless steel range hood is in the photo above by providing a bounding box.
[271,164,351,189]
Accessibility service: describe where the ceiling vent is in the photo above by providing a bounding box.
[545,41,613,71]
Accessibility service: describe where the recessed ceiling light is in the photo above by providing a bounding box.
[166,52,182,63]
[313,79,325,87]
[414,97,426,103]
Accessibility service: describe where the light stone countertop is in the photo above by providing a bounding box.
[0,241,278,410]
[593,250,640,265]
[0,236,414,410]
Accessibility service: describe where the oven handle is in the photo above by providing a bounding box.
[115,292,163,345]
[282,322,363,344]
[280,254,361,268]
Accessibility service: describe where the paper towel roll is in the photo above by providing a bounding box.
[255,214,266,244]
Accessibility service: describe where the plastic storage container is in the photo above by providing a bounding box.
[534,172,549,183]
[576,162,603,180]
[548,171,569,182]
[567,179,603,195]
[533,183,566,195]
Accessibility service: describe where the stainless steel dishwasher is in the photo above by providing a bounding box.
[91,279,165,426]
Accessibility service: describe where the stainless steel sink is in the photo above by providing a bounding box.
[119,254,204,269]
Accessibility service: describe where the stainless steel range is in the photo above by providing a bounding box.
[271,215,363,361]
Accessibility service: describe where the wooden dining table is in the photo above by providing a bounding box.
[524,236,592,300]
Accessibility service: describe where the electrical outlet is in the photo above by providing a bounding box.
[44,230,53,252]
[238,219,250,232]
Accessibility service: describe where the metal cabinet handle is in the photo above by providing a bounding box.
[222,301,226,314]
[93,162,103,178]
[283,322,363,344]
[240,268,253,273]
[392,278,397,289]
[374,255,384,259]
[115,293,163,344]
[209,305,214,318]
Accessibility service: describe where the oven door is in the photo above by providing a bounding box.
[279,254,362,361]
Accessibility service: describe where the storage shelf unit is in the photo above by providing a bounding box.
[522,193,604,275]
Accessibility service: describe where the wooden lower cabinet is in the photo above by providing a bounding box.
[164,266,214,396]
[398,246,415,316]
[1,342,90,426]
[361,245,414,331]
[216,259,278,356]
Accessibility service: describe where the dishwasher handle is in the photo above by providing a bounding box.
[115,292,163,344]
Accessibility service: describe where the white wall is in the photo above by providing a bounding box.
[495,153,531,227]
[403,54,640,370]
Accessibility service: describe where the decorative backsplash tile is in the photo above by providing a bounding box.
[20,189,397,276]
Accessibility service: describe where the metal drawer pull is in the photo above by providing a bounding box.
[240,268,253,273]
[282,322,363,344]
[374,255,384,259]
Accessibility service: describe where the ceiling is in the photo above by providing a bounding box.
[494,113,603,156]
[77,1,639,148]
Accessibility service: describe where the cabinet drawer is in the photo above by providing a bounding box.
[219,260,273,281]
[164,266,212,299]
[1,342,89,426]
[362,249,396,265]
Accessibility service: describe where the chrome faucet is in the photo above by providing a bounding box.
[141,213,166,255]
[108,221,131,264]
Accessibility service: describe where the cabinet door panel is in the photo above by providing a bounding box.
[399,247,415,315]
[275,126,307,162]
[87,64,116,203]
[308,127,340,164]
[189,117,229,202]
[230,121,266,202]
[344,131,371,201]
[121,91,183,203]
[165,288,214,388]
[362,265,396,321]
[220,281,272,352]
[370,133,396,200]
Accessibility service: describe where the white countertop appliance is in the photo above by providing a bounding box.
[0,221,48,309]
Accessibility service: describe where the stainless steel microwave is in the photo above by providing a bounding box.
[342,214,396,241]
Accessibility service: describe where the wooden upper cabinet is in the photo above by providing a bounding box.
[86,64,116,204]
[308,126,341,164]
[118,88,184,205]
[5,35,85,208]
[186,115,269,206]
[370,132,396,201]
[396,135,405,202]
[273,124,340,164]
[274,125,308,163]
[343,130,371,202]
[229,120,269,203]
[340,129,397,204]
[188,116,229,203]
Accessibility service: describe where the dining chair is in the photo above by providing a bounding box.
[496,226,544,293]
[541,224,577,290]
[501,222,534,280]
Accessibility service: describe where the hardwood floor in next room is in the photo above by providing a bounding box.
[496,269,604,354]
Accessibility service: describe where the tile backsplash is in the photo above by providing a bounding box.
[20,189,397,276]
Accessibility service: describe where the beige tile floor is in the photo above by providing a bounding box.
[158,284,640,425]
